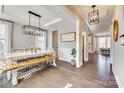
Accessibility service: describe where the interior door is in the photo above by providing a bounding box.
[52,31,58,58]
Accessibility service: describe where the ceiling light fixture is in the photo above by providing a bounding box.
[22,11,47,36]
[88,5,99,25]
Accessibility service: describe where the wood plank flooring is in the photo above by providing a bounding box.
[0,53,118,88]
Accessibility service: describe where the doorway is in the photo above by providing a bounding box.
[52,31,58,58]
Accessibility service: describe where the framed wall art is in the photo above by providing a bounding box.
[61,32,76,42]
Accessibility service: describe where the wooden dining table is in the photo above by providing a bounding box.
[0,50,57,86]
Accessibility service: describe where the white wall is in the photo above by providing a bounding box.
[112,6,124,88]
[110,25,113,64]
[58,31,76,62]
[47,29,76,62]
[12,23,36,48]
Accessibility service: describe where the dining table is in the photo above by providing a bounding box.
[0,50,57,86]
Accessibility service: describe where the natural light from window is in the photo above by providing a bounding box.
[98,37,110,49]
[0,24,5,55]
[37,31,47,49]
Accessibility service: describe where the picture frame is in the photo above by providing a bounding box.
[61,32,76,42]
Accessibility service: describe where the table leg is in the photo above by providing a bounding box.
[7,60,11,81]
[52,52,57,67]
[7,71,11,80]
[11,69,18,86]
[52,60,57,67]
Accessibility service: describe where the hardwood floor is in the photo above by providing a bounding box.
[0,53,118,88]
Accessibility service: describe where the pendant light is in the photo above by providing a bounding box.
[88,5,99,25]
[22,11,47,36]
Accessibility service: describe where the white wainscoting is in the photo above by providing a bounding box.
[112,67,123,88]
[58,47,73,63]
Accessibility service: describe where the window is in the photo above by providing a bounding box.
[98,36,110,49]
[107,37,110,48]
[36,31,47,49]
[0,20,13,56]
[0,24,6,55]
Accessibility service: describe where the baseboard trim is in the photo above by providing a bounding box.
[112,67,123,88]
[58,58,70,63]
[58,59,70,63]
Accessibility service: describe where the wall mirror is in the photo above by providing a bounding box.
[113,20,119,42]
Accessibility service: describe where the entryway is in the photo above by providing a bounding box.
[52,30,58,58]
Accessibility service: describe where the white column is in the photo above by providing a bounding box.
[84,31,89,62]
[76,20,83,68]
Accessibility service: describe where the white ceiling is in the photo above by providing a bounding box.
[0,5,115,35]
[74,5,115,34]
[0,5,76,31]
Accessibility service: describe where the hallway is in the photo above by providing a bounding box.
[84,53,115,84]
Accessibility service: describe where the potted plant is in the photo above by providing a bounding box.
[70,48,76,65]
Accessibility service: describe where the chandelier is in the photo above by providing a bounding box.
[22,11,47,36]
[88,5,99,25]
